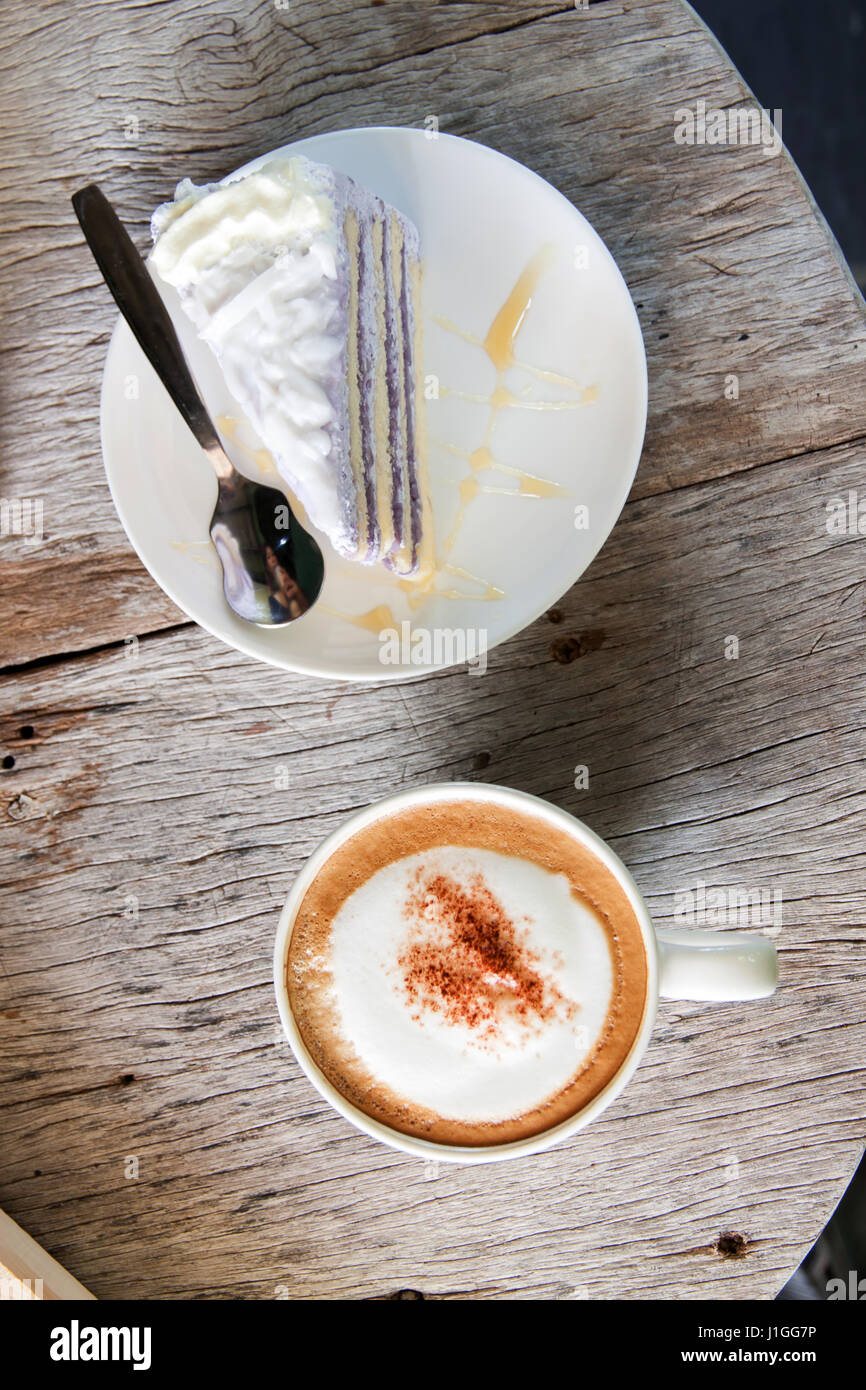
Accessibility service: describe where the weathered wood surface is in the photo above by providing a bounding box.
[1,0,865,1300]
[2,0,865,666]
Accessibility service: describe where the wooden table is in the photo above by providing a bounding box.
[2,0,864,1301]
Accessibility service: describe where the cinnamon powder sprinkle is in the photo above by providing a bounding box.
[397,870,575,1043]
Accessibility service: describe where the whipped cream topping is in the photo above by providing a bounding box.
[150,159,350,545]
[327,845,615,1125]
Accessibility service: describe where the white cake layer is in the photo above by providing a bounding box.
[328,845,614,1124]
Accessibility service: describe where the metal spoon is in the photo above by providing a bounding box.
[71,183,324,626]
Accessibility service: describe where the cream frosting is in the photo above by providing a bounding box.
[151,159,351,546]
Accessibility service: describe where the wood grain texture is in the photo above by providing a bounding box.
[1,0,864,664]
[1,0,865,1300]
[2,436,866,1300]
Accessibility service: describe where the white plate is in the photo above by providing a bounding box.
[100,127,647,681]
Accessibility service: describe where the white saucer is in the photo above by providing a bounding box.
[100,127,647,680]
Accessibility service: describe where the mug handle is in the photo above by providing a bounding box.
[656,929,778,1001]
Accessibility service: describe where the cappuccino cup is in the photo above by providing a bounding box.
[273,783,778,1164]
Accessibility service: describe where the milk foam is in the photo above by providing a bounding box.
[328,845,614,1124]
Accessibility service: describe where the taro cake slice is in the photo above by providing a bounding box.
[150,156,431,577]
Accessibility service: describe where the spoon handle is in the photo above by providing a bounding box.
[72,183,224,461]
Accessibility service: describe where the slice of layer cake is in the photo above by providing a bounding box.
[150,156,431,577]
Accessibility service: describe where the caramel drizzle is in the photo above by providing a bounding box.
[216,414,278,476]
[430,243,598,566]
[319,602,398,634]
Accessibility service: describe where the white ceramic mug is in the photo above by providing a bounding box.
[273,783,778,1164]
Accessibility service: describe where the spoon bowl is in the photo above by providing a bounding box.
[209,468,324,625]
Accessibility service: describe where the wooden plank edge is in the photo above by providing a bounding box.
[0,1208,95,1301]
